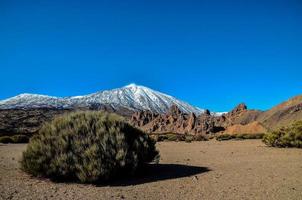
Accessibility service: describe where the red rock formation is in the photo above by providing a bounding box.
[130,105,224,135]
[219,103,262,127]
[129,103,265,135]
[223,121,267,135]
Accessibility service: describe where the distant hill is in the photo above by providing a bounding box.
[258,95,302,129]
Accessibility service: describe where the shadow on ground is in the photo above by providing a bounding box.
[103,164,211,186]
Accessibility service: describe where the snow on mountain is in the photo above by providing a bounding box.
[0,93,72,109]
[211,112,227,116]
[0,84,205,114]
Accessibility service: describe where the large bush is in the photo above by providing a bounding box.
[21,111,159,183]
[263,121,302,148]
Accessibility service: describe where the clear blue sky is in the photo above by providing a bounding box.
[0,0,301,112]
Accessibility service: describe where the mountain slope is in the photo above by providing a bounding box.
[0,84,204,115]
[213,95,302,131]
[0,94,71,109]
[258,95,302,129]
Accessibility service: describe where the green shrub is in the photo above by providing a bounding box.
[152,133,185,142]
[153,133,207,142]
[166,133,178,141]
[11,135,30,143]
[263,121,302,148]
[0,136,13,143]
[21,111,159,183]
[216,133,265,141]
[235,133,264,140]
[216,134,234,141]
[193,134,208,141]
[247,133,264,139]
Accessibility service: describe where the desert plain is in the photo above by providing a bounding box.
[0,140,302,200]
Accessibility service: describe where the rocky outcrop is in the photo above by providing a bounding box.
[218,103,262,127]
[223,121,267,135]
[130,105,225,135]
[229,103,247,114]
[129,95,302,135]
[131,110,159,127]
[220,95,302,130]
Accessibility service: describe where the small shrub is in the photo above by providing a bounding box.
[193,134,208,141]
[11,135,30,143]
[21,111,159,183]
[235,133,264,140]
[177,134,186,141]
[157,135,167,142]
[263,121,302,148]
[216,134,234,141]
[185,135,194,143]
[153,133,185,142]
[0,136,13,144]
[247,133,264,139]
[216,133,265,141]
[166,133,178,141]
[154,133,207,142]
[234,134,244,140]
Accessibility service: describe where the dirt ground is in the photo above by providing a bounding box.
[0,140,302,200]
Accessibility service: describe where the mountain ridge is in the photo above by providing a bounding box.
[0,93,301,137]
[0,84,206,115]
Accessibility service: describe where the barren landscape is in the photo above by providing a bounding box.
[1,1,302,199]
[1,140,301,200]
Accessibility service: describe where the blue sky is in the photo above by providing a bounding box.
[0,0,301,112]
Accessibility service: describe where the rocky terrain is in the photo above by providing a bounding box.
[0,108,70,137]
[219,95,302,130]
[258,95,302,128]
[130,95,302,136]
[130,103,264,135]
[130,105,225,135]
[222,121,267,135]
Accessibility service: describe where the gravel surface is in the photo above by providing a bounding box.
[1,140,302,200]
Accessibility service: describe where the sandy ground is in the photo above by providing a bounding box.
[0,140,302,200]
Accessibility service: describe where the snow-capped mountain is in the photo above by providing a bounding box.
[0,84,205,114]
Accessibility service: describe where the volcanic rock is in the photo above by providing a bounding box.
[223,121,267,135]
[130,105,224,135]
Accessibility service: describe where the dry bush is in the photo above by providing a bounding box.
[21,111,159,183]
[263,121,302,148]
